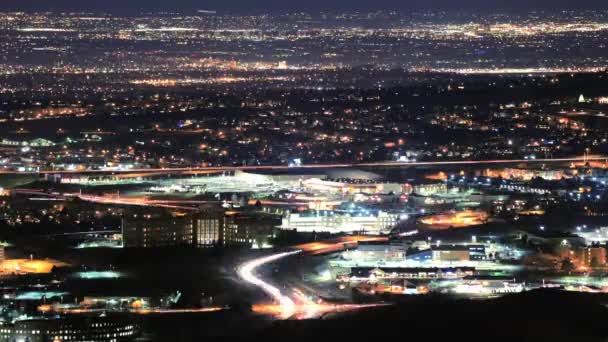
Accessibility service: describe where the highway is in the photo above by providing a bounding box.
[73,193,210,210]
[0,156,605,175]
[38,305,224,315]
[237,251,301,319]
[237,248,385,320]
[11,188,229,210]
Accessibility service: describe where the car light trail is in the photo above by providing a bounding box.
[38,305,224,315]
[73,194,199,211]
[237,251,301,319]
[238,248,387,320]
[0,156,605,175]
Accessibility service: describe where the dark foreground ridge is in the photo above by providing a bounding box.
[250,290,607,341]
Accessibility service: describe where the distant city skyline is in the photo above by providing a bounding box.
[2,0,608,12]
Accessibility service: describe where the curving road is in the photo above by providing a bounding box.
[237,249,386,320]
[237,250,301,319]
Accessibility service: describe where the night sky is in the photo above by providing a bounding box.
[1,0,608,12]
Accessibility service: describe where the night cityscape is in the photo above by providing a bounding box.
[2,0,608,340]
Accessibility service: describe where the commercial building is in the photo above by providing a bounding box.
[121,212,193,248]
[350,241,406,261]
[350,266,475,281]
[302,178,405,195]
[419,210,489,229]
[406,245,486,263]
[482,167,569,181]
[280,209,402,234]
[450,276,525,295]
[195,210,269,247]
[432,246,471,262]
[195,210,279,248]
[122,209,279,248]
[409,182,448,196]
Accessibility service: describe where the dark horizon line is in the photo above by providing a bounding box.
[1,7,608,14]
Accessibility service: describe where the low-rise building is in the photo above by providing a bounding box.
[432,246,471,262]
[0,315,138,342]
[280,209,401,234]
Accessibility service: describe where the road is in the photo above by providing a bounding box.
[39,305,224,315]
[237,249,384,319]
[11,189,220,210]
[73,193,217,210]
[237,251,301,319]
[1,156,605,175]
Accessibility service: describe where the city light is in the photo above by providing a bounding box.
[1,5,608,341]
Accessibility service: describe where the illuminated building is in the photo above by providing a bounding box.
[580,246,607,267]
[350,266,475,281]
[121,212,194,248]
[81,296,151,309]
[410,182,448,196]
[355,279,425,295]
[498,182,551,194]
[0,259,68,275]
[419,210,489,229]
[280,210,402,234]
[0,315,138,342]
[195,210,279,247]
[121,209,278,249]
[352,242,406,260]
[195,213,223,247]
[352,192,400,204]
[467,245,487,261]
[432,246,470,262]
[406,244,486,263]
[0,138,56,147]
[451,276,525,295]
[578,227,608,245]
[302,178,405,195]
[483,167,568,181]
